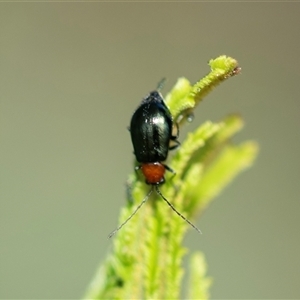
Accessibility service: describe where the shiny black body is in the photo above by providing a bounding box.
[130,91,174,163]
[108,90,202,238]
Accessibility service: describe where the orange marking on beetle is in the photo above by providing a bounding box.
[141,162,165,185]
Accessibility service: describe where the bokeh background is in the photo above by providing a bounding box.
[1,3,299,299]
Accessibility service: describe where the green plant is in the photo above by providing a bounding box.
[83,55,258,300]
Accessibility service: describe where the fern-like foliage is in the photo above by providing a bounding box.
[83,55,258,300]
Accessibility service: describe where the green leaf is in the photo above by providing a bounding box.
[187,252,212,300]
[166,55,240,123]
[83,55,258,300]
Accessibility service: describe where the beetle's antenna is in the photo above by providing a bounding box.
[157,78,166,92]
[108,188,154,238]
[155,186,202,234]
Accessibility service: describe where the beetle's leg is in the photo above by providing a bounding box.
[171,122,179,139]
[163,164,176,176]
[169,123,180,150]
[135,165,141,172]
[169,139,180,150]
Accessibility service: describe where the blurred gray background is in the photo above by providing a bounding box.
[1,3,299,299]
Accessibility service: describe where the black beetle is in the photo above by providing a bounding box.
[108,88,201,238]
[130,90,179,185]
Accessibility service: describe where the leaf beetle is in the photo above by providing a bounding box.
[109,86,201,238]
[130,90,180,185]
